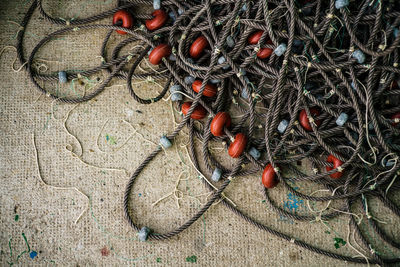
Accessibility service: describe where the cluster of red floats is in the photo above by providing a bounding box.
[109,9,400,190]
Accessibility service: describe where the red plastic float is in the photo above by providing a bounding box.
[391,113,400,126]
[145,9,168,31]
[228,133,247,158]
[113,10,133,35]
[248,31,264,44]
[181,102,207,120]
[247,31,273,59]
[149,44,171,65]
[210,112,231,136]
[326,154,344,179]
[192,80,217,97]
[299,107,322,131]
[190,36,209,58]
[262,164,279,188]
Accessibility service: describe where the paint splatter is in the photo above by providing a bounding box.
[105,134,117,145]
[333,237,346,249]
[14,215,19,221]
[29,251,38,259]
[101,246,110,256]
[186,255,197,263]
[156,257,162,263]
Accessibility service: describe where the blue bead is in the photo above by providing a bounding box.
[351,82,356,90]
[241,4,247,11]
[352,49,366,64]
[274,43,287,57]
[241,88,250,99]
[210,79,220,84]
[58,71,67,83]
[138,226,151,241]
[147,48,153,55]
[169,85,182,101]
[336,112,348,126]
[226,36,235,48]
[211,168,222,182]
[249,147,261,160]
[160,136,172,148]
[178,9,184,15]
[335,0,349,9]
[394,28,399,38]
[218,56,226,64]
[153,0,161,10]
[293,39,303,47]
[277,119,289,133]
[184,76,195,84]
[168,12,176,22]
[169,54,176,61]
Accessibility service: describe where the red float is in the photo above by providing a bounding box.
[181,102,207,120]
[145,10,168,31]
[326,154,344,179]
[190,36,209,59]
[247,31,273,59]
[228,133,247,158]
[391,113,400,126]
[210,112,231,136]
[113,10,133,35]
[248,31,264,44]
[149,44,171,65]
[262,164,279,188]
[192,80,217,97]
[299,107,322,131]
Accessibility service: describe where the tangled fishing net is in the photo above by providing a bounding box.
[17,0,400,265]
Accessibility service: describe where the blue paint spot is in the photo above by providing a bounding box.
[138,193,142,197]
[29,251,38,259]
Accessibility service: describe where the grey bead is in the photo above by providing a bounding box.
[241,4,247,11]
[352,49,366,64]
[170,85,182,101]
[178,9,184,15]
[138,226,151,241]
[168,11,176,22]
[274,43,287,57]
[336,113,348,126]
[168,54,176,61]
[184,76,195,84]
[394,28,399,38]
[335,0,349,9]
[147,48,153,55]
[153,0,161,10]
[160,136,172,148]
[277,119,289,134]
[210,79,220,84]
[249,147,261,160]
[58,71,67,83]
[171,94,182,101]
[169,84,181,93]
[211,168,222,182]
[218,56,226,64]
[226,36,235,48]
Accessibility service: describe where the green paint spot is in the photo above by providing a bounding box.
[156,257,161,263]
[261,200,266,203]
[186,255,197,263]
[14,215,19,221]
[324,230,330,234]
[105,134,117,145]
[333,237,346,249]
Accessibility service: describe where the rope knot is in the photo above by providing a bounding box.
[73,27,80,32]
[312,168,318,174]
[273,167,280,173]
[337,166,344,172]
[326,13,334,19]
[180,34,187,40]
